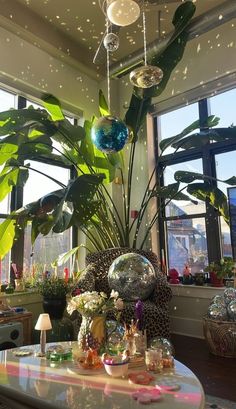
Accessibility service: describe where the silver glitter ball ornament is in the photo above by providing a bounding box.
[224,287,236,305]
[108,253,156,301]
[103,33,119,52]
[211,294,225,307]
[227,300,236,321]
[130,65,163,88]
[150,337,174,357]
[208,303,228,321]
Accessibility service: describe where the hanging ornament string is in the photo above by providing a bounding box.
[142,11,147,66]
[106,19,111,113]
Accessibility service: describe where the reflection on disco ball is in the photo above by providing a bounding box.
[130,65,163,88]
[91,116,128,153]
[108,253,156,301]
[227,300,236,321]
[211,295,226,306]
[224,288,236,305]
[150,337,174,357]
[106,320,124,336]
[103,33,119,52]
[208,303,228,321]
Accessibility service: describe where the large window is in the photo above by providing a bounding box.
[155,88,236,274]
[0,90,77,283]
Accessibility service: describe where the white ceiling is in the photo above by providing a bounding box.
[0,0,228,76]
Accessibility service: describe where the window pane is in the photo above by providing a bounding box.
[166,217,207,275]
[23,161,71,277]
[164,159,205,216]
[158,103,198,155]
[23,161,69,205]
[0,89,15,111]
[24,227,72,278]
[215,151,234,256]
[210,88,236,128]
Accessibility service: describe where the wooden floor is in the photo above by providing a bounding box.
[171,334,236,402]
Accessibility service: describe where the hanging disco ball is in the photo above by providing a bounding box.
[211,294,226,307]
[91,116,129,153]
[130,65,163,89]
[108,253,156,301]
[103,33,119,52]
[150,337,174,357]
[224,287,236,305]
[207,303,228,321]
[227,300,236,321]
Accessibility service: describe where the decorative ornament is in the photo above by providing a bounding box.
[224,287,236,305]
[107,0,140,27]
[211,294,226,307]
[129,372,155,385]
[129,11,163,89]
[103,32,119,52]
[149,337,174,357]
[108,253,156,301]
[91,115,129,153]
[227,300,236,321]
[130,65,163,89]
[207,303,228,321]
[132,387,162,404]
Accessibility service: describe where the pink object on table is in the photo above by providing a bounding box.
[132,388,162,404]
[168,268,180,284]
[128,371,155,385]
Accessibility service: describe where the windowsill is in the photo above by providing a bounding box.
[170,283,224,299]
[0,290,42,306]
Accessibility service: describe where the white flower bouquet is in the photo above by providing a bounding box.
[67,289,124,317]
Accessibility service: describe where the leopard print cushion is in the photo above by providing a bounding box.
[83,248,172,342]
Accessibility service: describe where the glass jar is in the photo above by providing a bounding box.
[145,348,163,372]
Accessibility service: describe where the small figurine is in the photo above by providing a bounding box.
[182,264,193,285]
[168,268,180,284]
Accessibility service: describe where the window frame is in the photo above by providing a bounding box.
[153,92,236,269]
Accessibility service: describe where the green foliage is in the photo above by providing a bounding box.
[37,276,75,298]
[204,257,235,278]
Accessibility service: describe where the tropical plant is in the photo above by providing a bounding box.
[204,257,235,279]
[0,1,235,262]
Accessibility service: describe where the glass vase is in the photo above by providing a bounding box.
[78,315,106,351]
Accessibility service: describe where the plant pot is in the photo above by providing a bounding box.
[209,271,224,287]
[43,297,67,320]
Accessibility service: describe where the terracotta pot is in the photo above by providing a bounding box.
[209,271,224,287]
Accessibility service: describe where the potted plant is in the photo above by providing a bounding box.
[204,257,235,287]
[0,2,235,268]
[37,276,75,319]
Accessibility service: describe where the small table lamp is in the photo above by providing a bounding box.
[35,313,52,356]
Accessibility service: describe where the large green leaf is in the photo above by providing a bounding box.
[187,183,229,223]
[0,143,18,165]
[0,108,52,136]
[42,94,65,121]
[0,219,16,258]
[57,119,85,145]
[159,116,220,153]
[52,245,86,267]
[52,201,73,233]
[99,89,110,117]
[67,174,105,203]
[72,200,101,227]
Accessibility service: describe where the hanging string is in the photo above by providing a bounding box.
[106,19,111,112]
[142,11,147,66]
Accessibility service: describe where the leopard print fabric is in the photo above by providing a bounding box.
[83,248,172,342]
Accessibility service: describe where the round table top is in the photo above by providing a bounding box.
[0,342,205,409]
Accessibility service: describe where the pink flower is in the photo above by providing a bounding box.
[114,298,124,311]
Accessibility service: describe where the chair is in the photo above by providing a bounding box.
[74,247,172,343]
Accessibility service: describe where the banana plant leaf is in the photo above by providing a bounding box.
[151,182,198,204]
[171,128,236,151]
[187,182,229,223]
[174,171,236,185]
[159,115,220,153]
[125,1,196,134]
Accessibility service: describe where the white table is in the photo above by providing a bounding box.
[0,342,205,409]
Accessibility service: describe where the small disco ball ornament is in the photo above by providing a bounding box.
[150,337,174,357]
[103,32,119,52]
[91,115,129,153]
[224,287,236,305]
[228,300,236,321]
[130,65,163,89]
[207,303,228,321]
[211,294,226,307]
[108,253,156,301]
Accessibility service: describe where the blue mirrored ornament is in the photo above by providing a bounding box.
[91,115,129,153]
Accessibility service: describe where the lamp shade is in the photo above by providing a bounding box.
[35,313,52,331]
[107,0,140,27]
